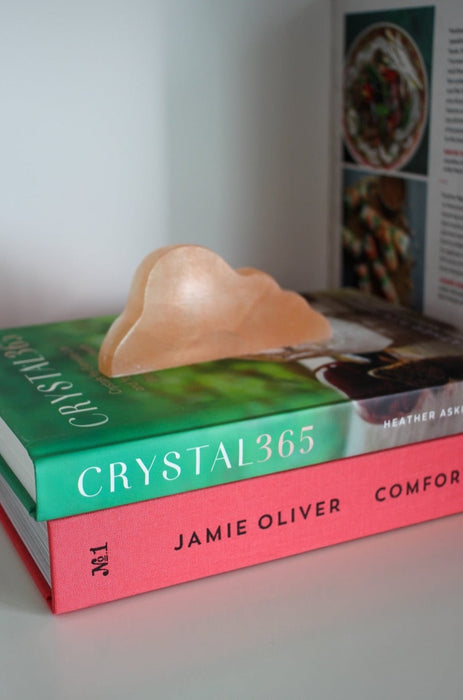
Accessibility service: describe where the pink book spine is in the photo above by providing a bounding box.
[48,434,463,613]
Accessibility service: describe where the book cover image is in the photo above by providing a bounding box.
[1,288,463,520]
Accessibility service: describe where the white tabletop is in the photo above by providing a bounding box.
[1,511,463,699]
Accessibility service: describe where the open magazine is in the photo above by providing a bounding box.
[331,0,463,330]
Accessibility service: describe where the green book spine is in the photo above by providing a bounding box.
[1,289,463,520]
[34,401,353,519]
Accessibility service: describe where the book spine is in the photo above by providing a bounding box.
[46,433,463,614]
[36,382,463,520]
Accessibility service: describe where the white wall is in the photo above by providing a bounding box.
[0,0,331,326]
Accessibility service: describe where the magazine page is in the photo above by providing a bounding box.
[331,0,463,330]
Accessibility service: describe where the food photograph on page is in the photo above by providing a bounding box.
[342,6,435,175]
[341,170,426,311]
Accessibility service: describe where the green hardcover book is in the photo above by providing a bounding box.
[1,288,462,521]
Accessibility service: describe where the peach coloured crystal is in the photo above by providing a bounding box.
[98,245,331,376]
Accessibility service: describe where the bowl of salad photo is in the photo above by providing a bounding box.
[343,23,428,170]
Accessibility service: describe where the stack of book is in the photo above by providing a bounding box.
[1,288,462,613]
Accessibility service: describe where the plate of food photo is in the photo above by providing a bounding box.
[343,23,428,170]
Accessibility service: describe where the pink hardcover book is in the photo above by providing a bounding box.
[1,433,463,613]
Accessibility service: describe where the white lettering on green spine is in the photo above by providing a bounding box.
[35,401,351,520]
[1,334,109,428]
